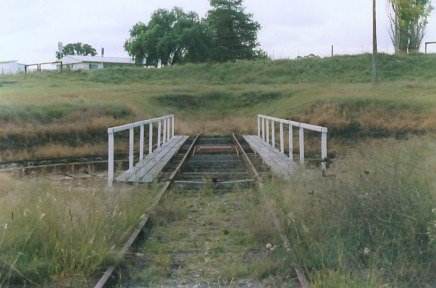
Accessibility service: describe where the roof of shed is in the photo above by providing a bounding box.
[60,55,134,64]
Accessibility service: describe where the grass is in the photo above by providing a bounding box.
[0,53,435,161]
[264,137,435,287]
[0,175,158,286]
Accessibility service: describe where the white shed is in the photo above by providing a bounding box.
[0,60,25,75]
[58,55,135,70]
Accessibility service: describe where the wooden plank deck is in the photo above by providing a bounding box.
[116,135,189,183]
[243,135,296,179]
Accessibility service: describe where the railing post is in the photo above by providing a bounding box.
[108,129,114,187]
[163,118,167,143]
[149,123,153,154]
[172,116,175,137]
[129,128,134,169]
[279,122,284,153]
[157,120,161,148]
[299,126,304,165]
[139,125,144,161]
[257,116,261,137]
[167,117,171,140]
[321,129,328,174]
[289,124,293,160]
[271,120,275,148]
[261,117,265,141]
[266,119,270,144]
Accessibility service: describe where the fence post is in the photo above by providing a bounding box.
[321,129,328,174]
[157,120,161,147]
[266,119,270,144]
[108,129,114,187]
[129,128,134,169]
[149,123,153,154]
[271,120,275,148]
[139,125,144,161]
[172,116,175,137]
[289,124,293,160]
[299,126,304,165]
[279,122,284,153]
[257,116,261,137]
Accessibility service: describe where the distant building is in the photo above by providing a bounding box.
[58,55,135,70]
[0,60,25,75]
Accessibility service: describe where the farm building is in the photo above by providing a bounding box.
[58,55,135,70]
[0,60,25,75]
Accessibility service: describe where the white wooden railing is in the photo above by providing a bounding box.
[257,115,328,172]
[107,115,175,187]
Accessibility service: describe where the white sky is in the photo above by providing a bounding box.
[1,0,435,63]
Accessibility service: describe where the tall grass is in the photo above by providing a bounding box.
[265,138,435,287]
[0,176,156,286]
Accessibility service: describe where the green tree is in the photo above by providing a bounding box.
[207,0,262,62]
[56,42,97,59]
[388,0,433,53]
[124,7,212,67]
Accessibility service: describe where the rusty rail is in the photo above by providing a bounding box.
[94,135,200,288]
[232,133,311,288]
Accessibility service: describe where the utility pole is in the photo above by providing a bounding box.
[372,0,378,83]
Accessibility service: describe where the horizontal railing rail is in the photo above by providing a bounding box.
[108,115,175,187]
[257,114,328,173]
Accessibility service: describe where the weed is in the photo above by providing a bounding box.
[0,177,157,285]
[265,138,435,287]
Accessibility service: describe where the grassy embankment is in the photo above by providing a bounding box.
[0,53,434,286]
[0,53,435,162]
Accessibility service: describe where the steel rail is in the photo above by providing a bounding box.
[232,133,311,288]
[94,134,200,288]
[0,160,115,172]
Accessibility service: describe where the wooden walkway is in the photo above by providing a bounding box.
[243,135,296,179]
[116,135,188,183]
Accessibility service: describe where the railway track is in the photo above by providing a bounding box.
[12,135,308,287]
[0,155,128,177]
[95,134,311,287]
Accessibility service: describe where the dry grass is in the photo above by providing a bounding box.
[177,115,255,135]
[295,102,436,135]
[0,116,128,139]
[264,136,435,287]
[0,176,158,286]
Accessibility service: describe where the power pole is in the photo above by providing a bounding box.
[372,0,378,83]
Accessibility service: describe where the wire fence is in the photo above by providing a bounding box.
[269,43,436,60]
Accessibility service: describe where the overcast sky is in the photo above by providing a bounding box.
[1,0,435,63]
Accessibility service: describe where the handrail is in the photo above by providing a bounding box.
[107,115,175,187]
[257,115,328,173]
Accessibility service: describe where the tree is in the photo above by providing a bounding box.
[388,0,433,53]
[207,0,262,62]
[56,42,97,59]
[124,7,212,67]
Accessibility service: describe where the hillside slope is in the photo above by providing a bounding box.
[0,53,435,161]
